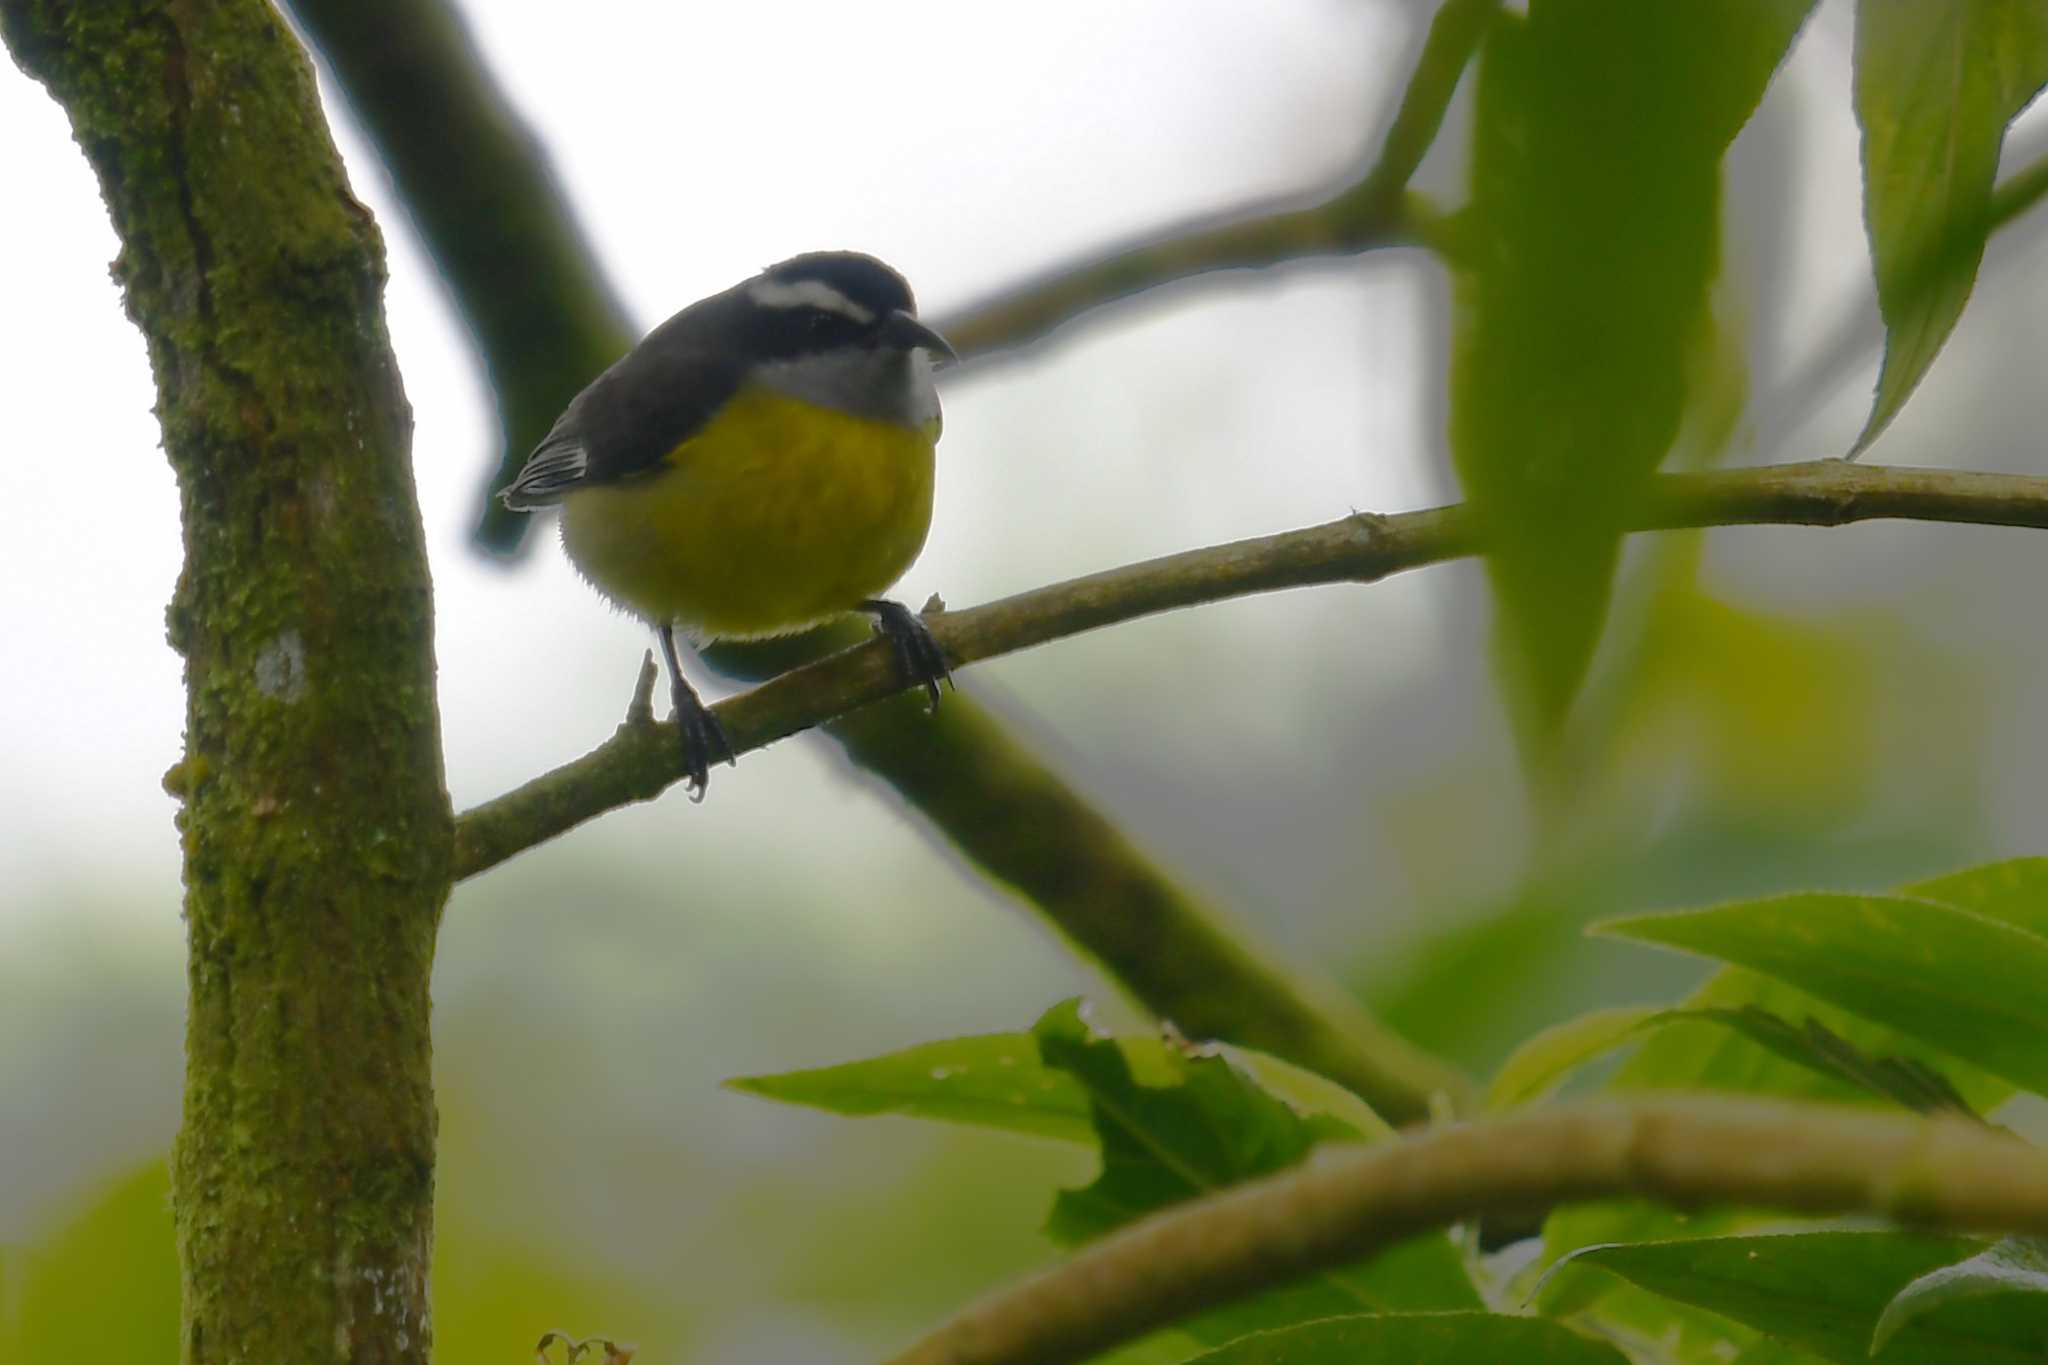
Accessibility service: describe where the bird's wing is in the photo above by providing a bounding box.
[498,325,746,510]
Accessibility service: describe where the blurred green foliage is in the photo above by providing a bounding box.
[1450,0,1815,748]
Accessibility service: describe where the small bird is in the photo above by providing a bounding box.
[500,251,956,797]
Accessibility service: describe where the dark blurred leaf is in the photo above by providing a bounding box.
[1664,1006,1977,1117]
[1611,968,2009,1113]
[1451,0,1815,744]
[1730,1341,1835,1365]
[1575,1232,2033,1363]
[728,1033,1094,1143]
[1850,0,2048,453]
[1488,1001,1976,1117]
[1178,1312,1629,1364]
[1597,891,2048,1095]
[1033,1001,1480,1337]
[1873,1237,2048,1355]
[1537,966,2008,1318]
[1538,1198,1760,1320]
[1489,1005,1661,1110]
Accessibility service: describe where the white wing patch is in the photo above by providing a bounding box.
[499,436,590,509]
[745,276,875,323]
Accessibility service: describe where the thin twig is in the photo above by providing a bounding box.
[882,1097,2048,1365]
[935,0,1498,365]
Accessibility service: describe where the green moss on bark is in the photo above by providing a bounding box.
[3,1,452,1361]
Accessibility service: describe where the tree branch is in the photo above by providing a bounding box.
[882,1096,2048,1365]
[295,0,1480,1125]
[934,0,1497,364]
[454,458,2048,878]
[4,0,449,1358]
[284,0,632,553]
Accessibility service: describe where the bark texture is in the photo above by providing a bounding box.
[2,1,451,1360]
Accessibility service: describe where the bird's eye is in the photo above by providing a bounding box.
[807,311,838,335]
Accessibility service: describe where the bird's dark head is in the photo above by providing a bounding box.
[738,251,954,364]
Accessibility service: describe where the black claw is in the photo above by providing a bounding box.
[675,696,735,803]
[658,623,736,802]
[861,598,952,713]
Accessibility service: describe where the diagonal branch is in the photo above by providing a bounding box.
[935,0,1497,364]
[454,458,2048,881]
[292,0,1496,1124]
[882,1096,2048,1365]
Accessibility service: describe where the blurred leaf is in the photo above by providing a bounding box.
[1611,968,2010,1113]
[1033,1001,1480,1338]
[4,1161,177,1362]
[1178,1312,1629,1364]
[1545,1260,1770,1363]
[728,1033,1093,1143]
[1873,1237,2048,1355]
[1596,892,2048,1095]
[1489,1005,1661,1110]
[1575,1231,2023,1363]
[434,1245,683,1365]
[1618,589,1880,822]
[1850,0,2048,453]
[1731,1341,1835,1365]
[1488,1001,1977,1118]
[1538,1199,1758,1319]
[1664,1006,1977,1117]
[1905,857,2048,934]
[1451,0,1814,744]
[1538,965,2007,1319]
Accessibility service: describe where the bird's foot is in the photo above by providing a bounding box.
[658,622,735,801]
[861,598,952,713]
[674,690,735,802]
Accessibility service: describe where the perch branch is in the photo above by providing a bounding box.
[453,459,2048,881]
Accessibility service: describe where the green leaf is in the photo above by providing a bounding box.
[1730,1342,1835,1365]
[1451,0,1814,742]
[1663,1006,1977,1117]
[1576,1231,2039,1364]
[1489,1005,1662,1110]
[1537,964,2007,1319]
[1490,999,1979,1118]
[727,1032,1094,1143]
[1904,857,2048,936]
[1612,967,2010,1114]
[1596,892,2048,1096]
[1180,1312,1629,1364]
[1873,1237,2048,1355]
[1033,1001,1480,1334]
[1728,1342,1843,1365]
[1850,0,2048,453]
[728,1023,1390,1149]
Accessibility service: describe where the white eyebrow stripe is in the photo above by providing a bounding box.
[746,277,876,323]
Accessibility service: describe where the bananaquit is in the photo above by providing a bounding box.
[499,251,957,797]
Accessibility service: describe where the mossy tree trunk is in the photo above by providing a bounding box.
[1,1,451,1361]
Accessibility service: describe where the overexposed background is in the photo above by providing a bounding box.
[6,1,2048,1358]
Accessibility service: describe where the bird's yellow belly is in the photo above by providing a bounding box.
[558,387,937,639]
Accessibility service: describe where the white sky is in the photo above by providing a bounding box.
[0,0,1449,919]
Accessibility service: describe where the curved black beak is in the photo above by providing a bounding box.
[881,309,957,365]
